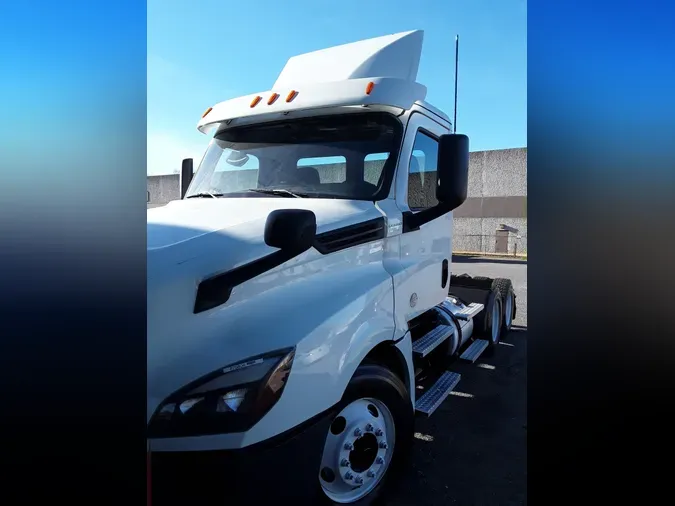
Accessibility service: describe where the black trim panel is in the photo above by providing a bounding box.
[194,217,387,313]
[401,204,452,233]
[195,209,316,314]
[194,248,302,313]
[313,217,386,254]
[401,210,419,232]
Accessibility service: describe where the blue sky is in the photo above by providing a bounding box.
[148,0,526,174]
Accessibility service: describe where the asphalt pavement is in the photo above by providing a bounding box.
[387,256,527,505]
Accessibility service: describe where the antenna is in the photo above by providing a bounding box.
[453,34,459,132]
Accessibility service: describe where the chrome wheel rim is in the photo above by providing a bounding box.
[319,398,395,503]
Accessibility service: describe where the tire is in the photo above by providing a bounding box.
[473,285,500,338]
[488,295,503,346]
[316,365,413,505]
[474,286,503,357]
[472,276,491,281]
[492,278,516,333]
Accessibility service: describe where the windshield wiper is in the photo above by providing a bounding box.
[247,188,308,198]
[186,192,224,199]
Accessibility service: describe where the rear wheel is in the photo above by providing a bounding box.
[317,365,413,505]
[488,295,503,346]
[476,289,502,356]
[474,285,501,340]
[492,278,515,333]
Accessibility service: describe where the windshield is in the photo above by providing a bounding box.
[186,112,402,201]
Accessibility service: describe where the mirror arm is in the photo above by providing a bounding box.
[194,209,316,314]
[402,201,454,233]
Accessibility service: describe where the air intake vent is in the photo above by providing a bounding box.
[314,217,386,255]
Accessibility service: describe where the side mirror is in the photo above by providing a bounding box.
[264,209,317,253]
[180,158,194,199]
[436,133,469,211]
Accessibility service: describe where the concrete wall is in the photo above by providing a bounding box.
[147,148,527,253]
[454,147,527,254]
[147,174,179,208]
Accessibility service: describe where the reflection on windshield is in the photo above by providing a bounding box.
[185,113,402,201]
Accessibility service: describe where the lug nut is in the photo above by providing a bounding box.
[340,459,350,467]
[354,476,364,485]
[344,471,354,480]
[375,428,383,436]
[367,470,376,478]
[354,428,362,437]
[344,442,353,450]
[379,441,388,449]
[376,456,384,464]
[365,423,374,432]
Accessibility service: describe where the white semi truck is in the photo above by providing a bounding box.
[147,30,516,505]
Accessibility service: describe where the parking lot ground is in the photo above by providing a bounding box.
[387,257,527,506]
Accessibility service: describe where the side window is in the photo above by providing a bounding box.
[298,156,346,184]
[407,131,439,210]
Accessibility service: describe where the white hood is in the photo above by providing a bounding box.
[147,197,380,277]
[146,197,386,421]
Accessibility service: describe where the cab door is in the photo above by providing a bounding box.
[391,111,452,325]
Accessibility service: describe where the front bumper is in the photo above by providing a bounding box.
[150,407,335,505]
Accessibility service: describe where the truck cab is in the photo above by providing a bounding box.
[147,30,516,505]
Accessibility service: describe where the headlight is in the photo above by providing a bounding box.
[148,348,295,438]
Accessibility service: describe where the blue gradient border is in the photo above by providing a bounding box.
[0,1,147,502]
[1,0,674,503]
[528,0,675,502]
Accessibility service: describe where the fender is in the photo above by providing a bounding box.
[242,263,397,447]
[149,239,398,451]
[394,331,415,403]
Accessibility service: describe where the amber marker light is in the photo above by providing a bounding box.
[286,90,298,102]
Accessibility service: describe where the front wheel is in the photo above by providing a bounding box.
[317,365,413,505]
